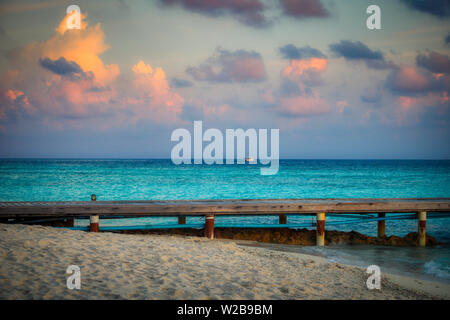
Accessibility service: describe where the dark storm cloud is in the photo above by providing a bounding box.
[158,0,270,28]
[329,40,384,60]
[279,0,329,19]
[400,0,450,18]
[329,40,395,69]
[279,44,326,60]
[39,57,84,76]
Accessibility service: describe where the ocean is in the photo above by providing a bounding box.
[0,159,449,283]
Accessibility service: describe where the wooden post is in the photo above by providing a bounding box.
[279,214,287,224]
[418,211,427,247]
[205,214,215,239]
[178,216,186,224]
[89,194,99,232]
[316,212,325,246]
[377,213,385,238]
[90,216,99,232]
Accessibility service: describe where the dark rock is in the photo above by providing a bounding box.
[115,227,439,247]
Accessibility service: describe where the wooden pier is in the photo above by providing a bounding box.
[0,198,449,246]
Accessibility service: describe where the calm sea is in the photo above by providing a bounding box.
[0,159,449,282]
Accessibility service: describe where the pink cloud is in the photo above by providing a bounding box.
[397,92,449,110]
[388,66,432,93]
[280,0,329,18]
[272,56,330,117]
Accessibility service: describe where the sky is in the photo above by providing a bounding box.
[0,0,449,159]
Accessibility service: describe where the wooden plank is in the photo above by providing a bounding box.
[0,198,449,218]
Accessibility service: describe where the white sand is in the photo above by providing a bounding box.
[0,223,448,300]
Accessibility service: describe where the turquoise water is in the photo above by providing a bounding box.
[0,159,449,282]
[1,159,449,201]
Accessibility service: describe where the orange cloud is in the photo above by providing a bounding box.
[42,13,119,86]
[128,61,184,123]
[56,10,88,35]
[0,12,186,129]
[5,89,24,101]
[282,57,328,78]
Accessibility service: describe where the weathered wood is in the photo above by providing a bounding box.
[377,213,385,238]
[89,194,98,232]
[316,212,325,246]
[178,216,186,224]
[205,215,214,239]
[418,211,427,247]
[279,214,287,224]
[89,216,99,232]
[0,198,448,218]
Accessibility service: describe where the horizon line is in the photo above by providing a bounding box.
[0,157,449,161]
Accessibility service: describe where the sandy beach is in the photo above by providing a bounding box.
[0,223,448,300]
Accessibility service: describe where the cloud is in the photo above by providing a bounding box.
[279,44,325,60]
[385,51,450,98]
[329,40,383,60]
[279,0,329,19]
[39,57,85,77]
[269,55,330,117]
[281,57,327,91]
[386,66,438,93]
[170,78,193,88]
[2,89,34,116]
[416,51,450,74]
[400,0,450,18]
[384,64,449,124]
[397,92,449,110]
[0,12,185,129]
[187,47,266,83]
[381,50,450,121]
[159,0,270,28]
[446,32,450,45]
[128,60,184,123]
[329,40,395,69]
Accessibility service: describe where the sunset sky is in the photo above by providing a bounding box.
[0,0,449,158]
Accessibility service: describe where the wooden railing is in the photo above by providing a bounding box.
[1,197,449,246]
